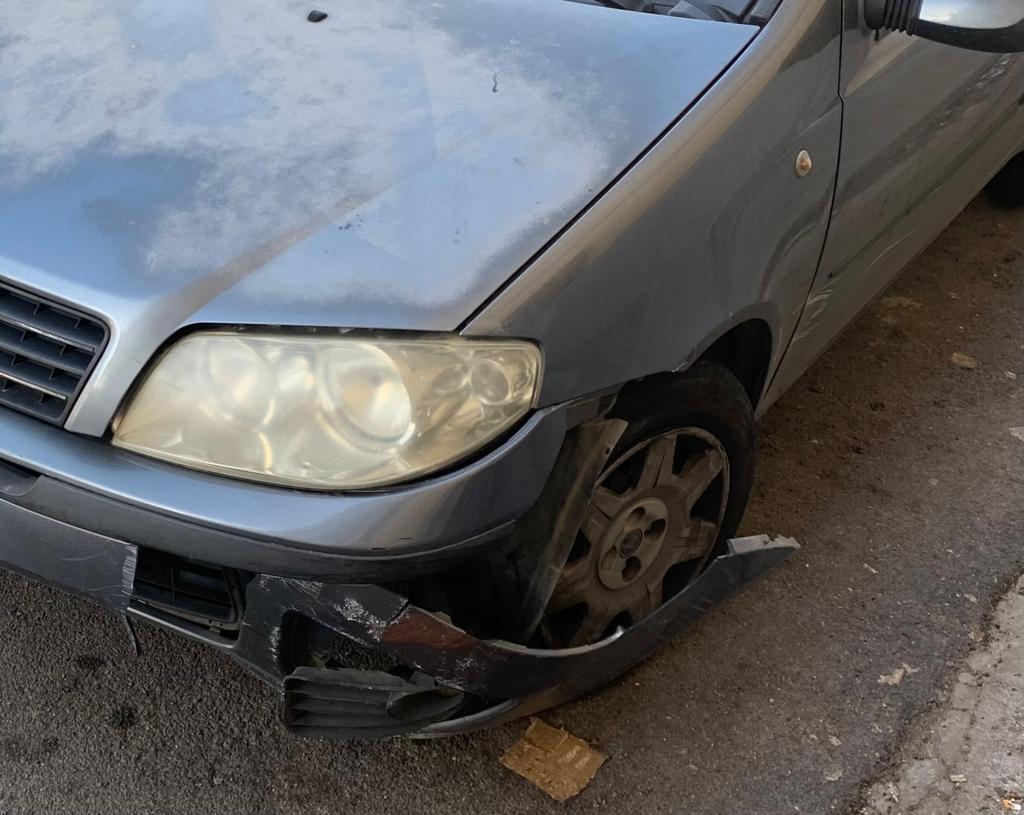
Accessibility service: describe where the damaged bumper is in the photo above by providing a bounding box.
[0,486,797,739]
[279,536,798,739]
[0,405,798,740]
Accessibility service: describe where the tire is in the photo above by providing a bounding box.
[986,152,1024,208]
[611,359,757,556]
[538,359,756,647]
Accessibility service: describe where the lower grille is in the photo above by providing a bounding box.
[133,549,244,635]
[0,281,108,424]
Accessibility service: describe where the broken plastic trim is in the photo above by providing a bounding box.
[284,667,465,740]
[0,462,793,738]
[401,535,799,737]
[134,535,797,739]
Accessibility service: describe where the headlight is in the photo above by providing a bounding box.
[112,331,542,490]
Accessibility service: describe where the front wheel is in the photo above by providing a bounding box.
[537,360,756,648]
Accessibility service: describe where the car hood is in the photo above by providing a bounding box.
[0,0,754,432]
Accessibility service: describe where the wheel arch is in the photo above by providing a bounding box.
[607,316,776,419]
[697,318,775,409]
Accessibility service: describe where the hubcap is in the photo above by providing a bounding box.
[597,498,669,590]
[540,427,730,648]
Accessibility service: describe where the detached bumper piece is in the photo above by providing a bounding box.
[270,535,796,740]
[0,492,796,740]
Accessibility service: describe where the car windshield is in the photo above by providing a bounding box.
[566,0,765,23]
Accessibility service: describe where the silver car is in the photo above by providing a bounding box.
[0,0,1021,739]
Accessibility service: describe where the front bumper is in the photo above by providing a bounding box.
[0,404,798,739]
[0,402,568,581]
[0,489,797,738]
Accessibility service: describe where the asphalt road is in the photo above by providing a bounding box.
[0,196,1022,815]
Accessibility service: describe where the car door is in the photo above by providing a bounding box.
[765,0,1024,401]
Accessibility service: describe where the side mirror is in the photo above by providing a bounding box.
[864,0,1024,53]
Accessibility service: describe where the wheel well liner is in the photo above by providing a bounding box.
[698,319,773,407]
[609,319,773,413]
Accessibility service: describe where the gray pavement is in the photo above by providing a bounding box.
[861,575,1024,814]
[0,195,1022,814]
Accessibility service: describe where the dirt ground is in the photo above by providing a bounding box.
[0,195,1021,814]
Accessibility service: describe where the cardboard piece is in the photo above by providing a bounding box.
[500,718,608,802]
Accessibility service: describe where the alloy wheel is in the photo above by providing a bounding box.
[539,427,730,648]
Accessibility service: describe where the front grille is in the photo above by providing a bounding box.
[0,281,108,424]
[132,549,244,635]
